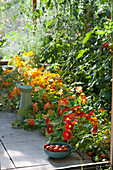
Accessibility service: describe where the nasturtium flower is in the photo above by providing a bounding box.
[3,81,9,85]
[93,125,97,136]
[44,102,50,109]
[23,52,28,57]
[58,98,70,107]
[46,118,50,125]
[73,119,78,124]
[63,115,71,122]
[47,110,53,115]
[27,119,36,126]
[8,90,15,99]
[65,120,74,130]
[63,130,72,140]
[18,67,23,74]
[76,86,82,93]
[79,94,88,104]
[71,105,80,112]
[4,69,12,74]
[33,103,38,113]
[98,108,107,113]
[62,108,69,114]
[28,51,33,56]
[42,114,47,120]
[47,124,53,134]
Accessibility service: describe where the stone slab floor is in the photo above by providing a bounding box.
[0,111,92,170]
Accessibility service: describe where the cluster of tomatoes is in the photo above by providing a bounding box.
[44,144,69,152]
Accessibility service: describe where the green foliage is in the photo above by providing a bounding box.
[1,0,112,111]
[31,0,111,111]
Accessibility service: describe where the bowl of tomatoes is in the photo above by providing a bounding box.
[44,143,71,159]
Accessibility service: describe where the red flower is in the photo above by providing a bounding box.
[77,112,85,117]
[27,119,36,126]
[62,130,72,140]
[46,118,50,125]
[93,125,97,135]
[47,124,53,134]
[88,109,94,116]
[65,120,74,130]
[58,105,62,116]
[73,119,78,124]
[102,42,108,48]
[63,115,72,122]
[71,105,80,112]
[62,108,69,113]
[58,106,69,116]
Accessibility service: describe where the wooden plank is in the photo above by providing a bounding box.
[0,61,8,65]
[54,161,110,170]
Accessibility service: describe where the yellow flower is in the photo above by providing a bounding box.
[22,52,28,57]
[28,51,33,56]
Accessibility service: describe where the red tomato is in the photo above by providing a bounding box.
[49,146,53,152]
[63,148,69,152]
[88,152,92,156]
[55,145,61,149]
[49,145,55,148]
[53,147,59,152]
[44,144,48,148]
[45,146,50,150]
[59,148,64,152]
[61,145,68,149]
[102,42,108,48]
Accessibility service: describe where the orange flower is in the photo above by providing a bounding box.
[109,110,112,114]
[4,69,12,74]
[44,102,50,109]
[3,81,9,85]
[18,67,23,74]
[27,119,36,126]
[76,86,82,93]
[33,103,38,113]
[98,108,107,113]
[105,139,110,143]
[79,95,88,104]
[8,90,15,99]
[58,98,70,107]
[42,114,47,120]
[68,95,75,99]
[47,110,53,114]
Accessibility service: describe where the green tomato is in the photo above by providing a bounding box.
[95,156,100,162]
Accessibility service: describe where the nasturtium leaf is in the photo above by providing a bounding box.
[82,31,93,44]
[76,50,86,59]
[95,30,105,35]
